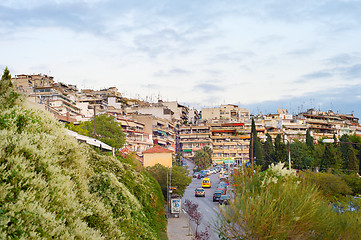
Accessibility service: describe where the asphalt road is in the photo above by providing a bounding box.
[183,159,222,240]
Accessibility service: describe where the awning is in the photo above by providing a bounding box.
[157,130,167,136]
[183,149,192,152]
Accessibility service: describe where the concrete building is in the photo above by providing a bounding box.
[210,123,250,165]
[160,101,189,123]
[201,104,250,123]
[179,125,212,158]
[142,145,173,168]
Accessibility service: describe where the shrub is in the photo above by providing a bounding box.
[216,163,361,239]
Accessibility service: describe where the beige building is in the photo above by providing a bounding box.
[202,104,250,123]
[210,123,250,165]
[179,125,212,158]
[142,145,173,168]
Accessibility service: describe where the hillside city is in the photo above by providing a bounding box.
[4,69,361,239]
[12,73,361,165]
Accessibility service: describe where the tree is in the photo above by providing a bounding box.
[193,150,212,169]
[0,67,19,109]
[274,134,287,163]
[203,146,213,161]
[74,114,126,149]
[263,133,274,170]
[320,143,338,171]
[146,164,192,198]
[340,135,359,173]
[184,200,209,239]
[290,140,313,169]
[306,129,314,151]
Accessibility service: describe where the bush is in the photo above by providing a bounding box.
[302,171,352,201]
[0,96,166,239]
[216,163,361,239]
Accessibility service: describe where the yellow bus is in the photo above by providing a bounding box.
[202,177,211,188]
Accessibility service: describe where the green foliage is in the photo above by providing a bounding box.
[290,140,314,169]
[302,171,352,201]
[341,174,361,196]
[193,148,212,169]
[65,122,89,136]
[0,67,20,110]
[306,129,314,150]
[274,134,287,163]
[217,163,361,239]
[263,133,274,169]
[68,114,126,150]
[146,164,192,198]
[0,96,166,239]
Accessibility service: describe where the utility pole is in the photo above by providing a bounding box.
[93,106,97,139]
[250,133,254,169]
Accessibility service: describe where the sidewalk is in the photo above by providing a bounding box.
[167,209,193,240]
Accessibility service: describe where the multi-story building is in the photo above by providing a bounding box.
[159,100,189,123]
[179,124,212,158]
[115,116,153,155]
[202,104,250,123]
[210,123,250,165]
[131,114,176,151]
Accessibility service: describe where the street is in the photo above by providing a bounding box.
[183,159,222,240]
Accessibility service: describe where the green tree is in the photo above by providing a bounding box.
[193,150,211,169]
[203,146,213,161]
[274,134,287,163]
[254,138,264,168]
[290,140,314,169]
[306,129,314,150]
[0,67,19,109]
[320,143,338,171]
[71,114,126,149]
[340,135,359,173]
[263,133,274,169]
[146,164,192,198]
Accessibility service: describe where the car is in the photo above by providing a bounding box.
[219,195,230,205]
[216,187,226,195]
[195,188,205,197]
[213,190,223,202]
[204,170,211,176]
[193,172,200,178]
[202,177,211,188]
[198,172,206,179]
[218,182,227,190]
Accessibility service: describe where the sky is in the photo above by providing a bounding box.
[1,0,361,118]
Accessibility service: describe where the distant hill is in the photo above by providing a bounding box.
[0,86,166,239]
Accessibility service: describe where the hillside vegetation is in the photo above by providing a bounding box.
[0,68,166,239]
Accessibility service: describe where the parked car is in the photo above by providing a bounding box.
[213,190,223,202]
[193,172,200,178]
[218,182,227,191]
[198,172,206,179]
[219,195,230,205]
[195,188,205,197]
[216,187,226,195]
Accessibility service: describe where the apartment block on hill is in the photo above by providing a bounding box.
[179,125,212,158]
[202,104,250,122]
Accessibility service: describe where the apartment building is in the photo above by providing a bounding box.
[210,123,250,165]
[131,114,176,151]
[115,117,153,155]
[160,100,189,123]
[179,125,212,158]
[202,104,250,122]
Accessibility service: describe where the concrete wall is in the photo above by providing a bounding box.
[143,152,172,168]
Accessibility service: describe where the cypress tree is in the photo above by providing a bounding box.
[263,133,274,169]
[306,129,314,150]
[274,134,287,163]
[320,143,337,171]
[0,67,19,109]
